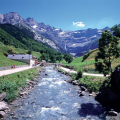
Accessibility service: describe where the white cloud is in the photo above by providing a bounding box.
[73,22,85,27]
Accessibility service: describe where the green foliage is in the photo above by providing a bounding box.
[71,73,77,81]
[0,28,27,49]
[40,53,49,62]
[50,54,56,63]
[111,24,120,38]
[82,51,91,61]
[0,67,40,102]
[56,55,63,62]
[0,24,62,57]
[27,50,32,54]
[78,76,104,92]
[0,53,27,67]
[63,53,73,63]
[76,68,83,79]
[95,30,120,76]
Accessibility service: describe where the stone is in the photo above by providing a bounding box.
[80,118,87,120]
[72,80,79,85]
[19,91,28,96]
[0,92,6,101]
[79,91,85,96]
[0,111,5,117]
[12,116,18,119]
[89,92,96,97]
[29,81,37,85]
[80,86,87,91]
[107,111,118,116]
[0,101,8,111]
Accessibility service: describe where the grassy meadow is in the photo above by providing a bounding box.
[0,67,41,102]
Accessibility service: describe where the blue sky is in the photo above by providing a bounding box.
[0,0,120,31]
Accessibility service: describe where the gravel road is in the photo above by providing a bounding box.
[59,67,107,77]
[0,66,33,77]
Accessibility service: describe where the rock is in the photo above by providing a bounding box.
[80,86,87,91]
[45,106,52,108]
[89,92,96,97]
[80,118,87,120]
[79,91,85,96]
[68,80,72,83]
[0,111,5,117]
[0,101,8,111]
[12,116,18,119]
[19,91,28,96]
[72,80,79,85]
[107,111,118,116]
[45,74,48,76]
[69,88,72,90]
[0,92,6,101]
[79,82,85,86]
[29,81,37,85]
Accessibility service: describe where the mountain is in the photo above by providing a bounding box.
[0,24,63,57]
[0,12,116,56]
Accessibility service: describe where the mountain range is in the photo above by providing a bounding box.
[0,12,118,56]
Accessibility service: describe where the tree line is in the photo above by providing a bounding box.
[95,25,120,76]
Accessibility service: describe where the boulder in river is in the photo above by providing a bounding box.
[107,111,118,116]
[0,101,8,111]
[0,111,6,117]
[79,91,85,96]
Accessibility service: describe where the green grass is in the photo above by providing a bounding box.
[0,42,41,67]
[62,56,95,71]
[78,76,106,92]
[0,67,41,102]
[13,47,41,58]
[0,53,27,67]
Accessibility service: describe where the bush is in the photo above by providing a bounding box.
[76,68,83,79]
[71,73,77,81]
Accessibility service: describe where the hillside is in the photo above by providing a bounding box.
[0,24,62,56]
[0,42,41,67]
[65,44,120,73]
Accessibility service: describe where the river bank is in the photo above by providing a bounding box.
[3,65,119,120]
[0,66,44,119]
[55,66,120,119]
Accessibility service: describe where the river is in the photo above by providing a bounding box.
[5,66,107,120]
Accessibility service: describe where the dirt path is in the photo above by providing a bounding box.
[59,67,107,77]
[0,66,33,77]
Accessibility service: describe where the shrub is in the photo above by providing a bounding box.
[76,68,83,79]
[71,73,77,81]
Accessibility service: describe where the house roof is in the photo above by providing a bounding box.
[7,54,32,60]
